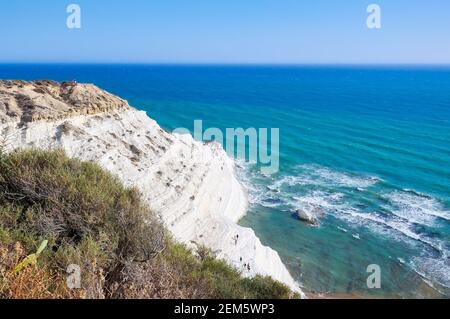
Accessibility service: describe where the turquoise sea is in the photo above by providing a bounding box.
[1,64,449,298]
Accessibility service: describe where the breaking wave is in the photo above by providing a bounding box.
[386,190,450,225]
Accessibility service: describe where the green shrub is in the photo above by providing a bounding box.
[0,149,297,299]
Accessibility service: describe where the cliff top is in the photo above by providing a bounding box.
[0,80,130,125]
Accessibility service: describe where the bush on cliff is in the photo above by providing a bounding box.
[0,149,297,299]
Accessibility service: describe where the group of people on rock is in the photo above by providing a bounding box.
[234,235,251,272]
[238,256,251,272]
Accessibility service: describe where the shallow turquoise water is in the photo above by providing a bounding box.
[1,65,449,297]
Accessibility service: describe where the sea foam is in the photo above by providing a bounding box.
[237,160,450,295]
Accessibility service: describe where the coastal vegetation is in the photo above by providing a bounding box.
[0,149,297,299]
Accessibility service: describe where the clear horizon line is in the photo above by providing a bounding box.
[1,61,450,67]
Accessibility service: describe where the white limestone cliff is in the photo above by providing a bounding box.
[0,80,302,295]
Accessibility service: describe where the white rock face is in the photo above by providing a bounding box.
[0,81,302,295]
[296,209,319,226]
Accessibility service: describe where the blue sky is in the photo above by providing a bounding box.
[0,0,449,64]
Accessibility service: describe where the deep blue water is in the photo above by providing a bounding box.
[1,64,449,298]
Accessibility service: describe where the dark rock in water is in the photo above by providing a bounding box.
[296,209,319,226]
[263,197,282,205]
[266,185,280,193]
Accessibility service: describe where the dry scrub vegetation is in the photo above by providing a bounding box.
[0,149,297,299]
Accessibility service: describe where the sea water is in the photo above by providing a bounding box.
[1,64,449,298]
